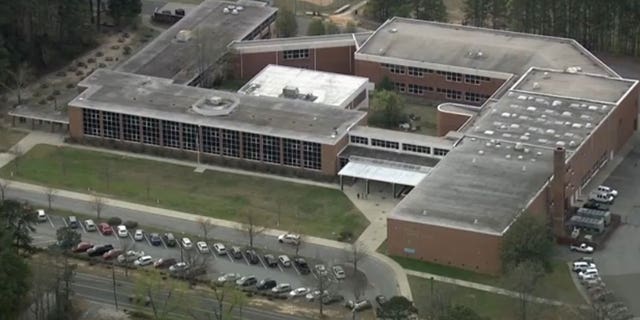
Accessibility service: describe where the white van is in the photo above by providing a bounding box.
[596,185,618,197]
[572,261,595,273]
[37,209,47,222]
[84,219,97,232]
[589,192,614,204]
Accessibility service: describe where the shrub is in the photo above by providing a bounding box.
[40,83,50,89]
[38,99,46,105]
[107,217,122,226]
[105,56,114,62]
[77,61,87,68]
[123,32,130,38]
[46,95,55,101]
[56,71,66,77]
[66,83,75,89]
[124,220,138,229]
[111,45,120,50]
[95,51,104,57]
[123,46,132,55]
[75,70,84,76]
[118,38,125,43]
[68,66,77,72]
[87,57,96,63]
[98,63,107,68]
[52,89,61,96]
[140,38,148,43]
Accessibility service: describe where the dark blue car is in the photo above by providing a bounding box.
[149,233,162,246]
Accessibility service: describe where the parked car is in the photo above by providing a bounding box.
[134,255,154,266]
[322,294,344,305]
[196,241,209,254]
[181,237,193,249]
[217,273,241,284]
[169,262,189,273]
[256,279,277,290]
[244,249,260,264]
[103,248,124,260]
[98,223,113,235]
[572,261,596,273]
[87,244,114,257]
[117,250,145,263]
[162,233,177,247]
[570,243,594,253]
[117,225,128,238]
[596,185,618,197]
[278,255,292,267]
[263,254,278,267]
[272,283,292,294]
[314,264,328,276]
[589,192,614,204]
[37,209,47,222]
[352,299,372,312]
[289,287,310,298]
[305,290,328,302]
[154,258,177,269]
[293,257,311,274]
[578,268,599,280]
[278,233,300,245]
[332,265,346,280]
[149,233,162,246]
[133,229,144,241]
[577,256,595,263]
[84,219,97,232]
[72,242,94,253]
[68,216,80,229]
[582,200,610,211]
[213,243,227,255]
[236,275,257,287]
[230,246,243,259]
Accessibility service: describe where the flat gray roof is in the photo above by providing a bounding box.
[390,137,554,235]
[117,0,277,84]
[513,68,637,104]
[70,69,366,144]
[357,17,617,77]
[9,104,69,124]
[238,65,369,107]
[349,126,457,149]
[338,145,440,167]
[229,32,372,53]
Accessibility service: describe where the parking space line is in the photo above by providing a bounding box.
[292,264,301,276]
[79,220,87,233]
[242,254,250,265]
[160,238,168,249]
[62,217,69,227]
[258,256,267,269]
[46,215,55,229]
[312,272,318,280]
[277,264,283,272]
[144,234,152,247]
[227,253,234,262]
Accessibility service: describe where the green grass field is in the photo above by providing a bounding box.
[1,145,368,240]
[409,276,585,320]
[0,128,27,152]
[394,256,584,304]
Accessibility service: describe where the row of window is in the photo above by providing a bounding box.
[381,63,406,75]
[464,92,491,103]
[283,49,309,60]
[350,135,449,156]
[390,81,488,103]
[436,88,463,100]
[381,62,492,84]
[82,110,322,170]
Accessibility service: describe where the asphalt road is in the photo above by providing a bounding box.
[73,271,309,320]
[9,186,400,301]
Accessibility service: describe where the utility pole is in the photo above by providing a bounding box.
[112,261,119,311]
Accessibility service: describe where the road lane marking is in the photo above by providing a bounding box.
[46,215,55,228]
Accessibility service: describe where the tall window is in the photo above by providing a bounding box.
[263,135,281,164]
[371,138,399,149]
[202,126,220,154]
[437,71,463,82]
[408,84,431,96]
[464,74,490,84]
[302,142,321,170]
[141,117,160,145]
[182,124,198,151]
[221,129,240,158]
[283,138,301,167]
[402,143,430,154]
[162,120,181,149]
[434,148,449,156]
[350,135,368,145]
[407,67,432,77]
[243,132,261,161]
[283,49,309,60]
[123,114,140,142]
[382,63,406,74]
[82,109,101,137]
[464,92,490,103]
[102,111,120,139]
[393,82,406,93]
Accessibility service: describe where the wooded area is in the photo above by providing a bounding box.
[365,0,640,57]
[0,0,141,87]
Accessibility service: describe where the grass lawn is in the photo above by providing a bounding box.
[409,276,584,320]
[404,102,438,136]
[2,145,369,240]
[0,127,27,152]
[393,256,584,304]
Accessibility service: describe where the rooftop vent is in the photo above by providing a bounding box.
[484,130,495,136]
[514,143,524,151]
[532,82,541,90]
[389,28,398,33]
[223,7,230,14]
[282,86,299,98]
[505,154,512,159]
[232,9,239,15]
[478,150,485,155]
[208,96,222,105]
[236,6,244,11]
[552,100,562,107]
[476,51,484,58]
[543,72,551,79]
[176,30,192,42]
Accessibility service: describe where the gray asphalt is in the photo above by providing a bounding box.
[10,187,400,301]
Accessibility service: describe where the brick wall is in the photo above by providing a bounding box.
[436,108,472,136]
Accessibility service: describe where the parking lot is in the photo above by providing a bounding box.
[32,213,368,304]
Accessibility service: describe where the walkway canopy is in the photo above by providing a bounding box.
[338,157,432,196]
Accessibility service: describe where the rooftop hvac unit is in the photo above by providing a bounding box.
[207,96,222,105]
[176,30,192,42]
[282,86,299,98]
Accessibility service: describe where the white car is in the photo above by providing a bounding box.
[278,255,292,267]
[332,265,346,280]
[272,283,292,294]
[37,209,47,222]
[589,192,614,204]
[278,233,300,245]
[305,289,328,301]
[572,261,596,272]
[133,229,144,241]
[217,273,241,284]
[578,268,599,280]
[117,250,145,263]
[289,287,310,298]
[117,225,128,238]
[169,262,189,273]
[134,255,153,266]
[213,243,227,255]
[181,237,193,249]
[196,241,209,253]
[570,243,594,253]
[596,185,618,197]
[84,219,97,231]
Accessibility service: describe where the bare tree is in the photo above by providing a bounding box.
[315,270,334,318]
[91,195,106,220]
[181,248,211,286]
[192,283,246,320]
[0,62,33,105]
[134,271,191,320]
[196,217,215,242]
[346,242,368,319]
[242,210,265,249]
[45,187,57,210]
[0,178,10,201]
[294,234,304,257]
[119,237,137,277]
[503,261,544,320]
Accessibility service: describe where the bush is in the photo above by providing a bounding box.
[123,32,130,38]
[105,56,114,61]
[98,63,107,68]
[46,95,55,101]
[77,61,87,68]
[337,230,353,242]
[111,45,120,50]
[56,71,66,77]
[123,46,132,55]
[118,38,125,43]
[124,220,138,229]
[52,89,61,96]
[107,217,122,226]
[95,51,104,57]
[38,99,46,105]
[40,83,50,89]
[66,83,75,89]
[75,70,84,76]
[87,57,96,63]
[68,66,77,72]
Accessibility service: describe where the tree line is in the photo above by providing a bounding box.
[0,0,141,88]
[364,0,448,23]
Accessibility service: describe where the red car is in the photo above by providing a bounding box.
[98,223,113,235]
[72,242,94,253]
[103,248,124,260]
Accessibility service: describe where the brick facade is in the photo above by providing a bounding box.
[436,108,472,136]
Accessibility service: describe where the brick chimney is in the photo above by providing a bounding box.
[551,146,567,237]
